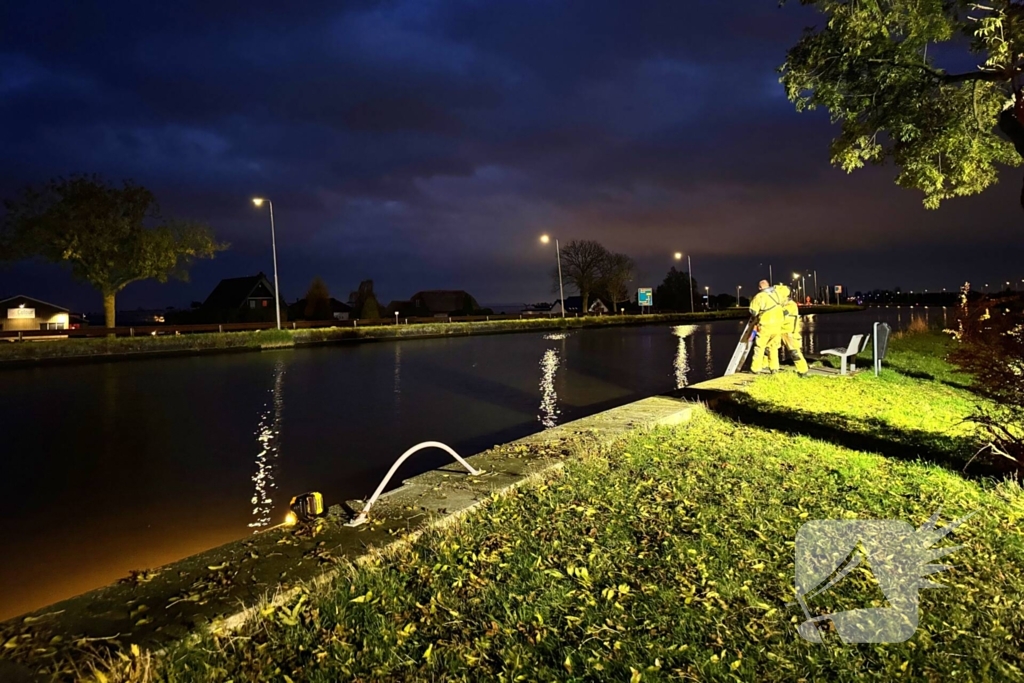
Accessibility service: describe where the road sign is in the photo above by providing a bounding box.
[834,285,843,294]
[638,288,653,307]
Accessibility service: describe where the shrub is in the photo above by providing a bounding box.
[946,283,1024,474]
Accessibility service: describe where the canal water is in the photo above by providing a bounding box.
[0,308,936,619]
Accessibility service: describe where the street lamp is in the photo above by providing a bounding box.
[704,286,709,310]
[736,285,742,307]
[541,234,565,318]
[674,252,694,313]
[252,197,281,330]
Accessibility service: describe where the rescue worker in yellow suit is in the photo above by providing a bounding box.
[748,279,784,374]
[775,284,809,376]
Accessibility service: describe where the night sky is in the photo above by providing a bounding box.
[2,0,1022,313]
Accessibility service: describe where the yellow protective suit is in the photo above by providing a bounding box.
[776,285,808,375]
[748,286,784,373]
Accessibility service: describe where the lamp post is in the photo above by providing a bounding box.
[792,272,800,302]
[674,252,694,313]
[541,235,565,318]
[704,285,709,310]
[252,197,281,330]
[736,285,742,307]
[813,270,818,303]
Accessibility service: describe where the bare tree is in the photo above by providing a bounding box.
[599,253,635,310]
[556,240,610,313]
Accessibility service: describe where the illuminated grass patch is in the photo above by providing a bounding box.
[151,425,1022,681]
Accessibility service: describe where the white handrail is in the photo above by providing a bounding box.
[345,441,482,527]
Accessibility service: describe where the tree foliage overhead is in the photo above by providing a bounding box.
[781,0,1024,209]
[1,175,226,326]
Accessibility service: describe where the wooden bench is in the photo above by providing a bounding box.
[821,334,870,375]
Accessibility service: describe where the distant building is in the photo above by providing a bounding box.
[201,272,280,323]
[408,290,483,317]
[0,295,70,332]
[522,302,555,316]
[288,297,352,321]
[551,296,609,316]
[480,303,527,315]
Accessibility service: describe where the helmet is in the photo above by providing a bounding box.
[775,284,791,299]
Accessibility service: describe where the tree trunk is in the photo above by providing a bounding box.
[581,290,590,315]
[104,292,116,329]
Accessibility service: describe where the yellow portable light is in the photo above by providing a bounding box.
[289,492,325,523]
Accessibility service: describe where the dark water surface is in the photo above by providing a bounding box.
[0,308,934,619]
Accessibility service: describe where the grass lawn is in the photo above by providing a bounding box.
[728,332,992,476]
[99,331,1024,682]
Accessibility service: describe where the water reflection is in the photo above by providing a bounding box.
[393,344,402,416]
[538,348,560,428]
[672,325,697,389]
[804,314,816,355]
[704,327,713,378]
[248,360,285,530]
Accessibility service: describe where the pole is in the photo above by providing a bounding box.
[813,271,818,303]
[688,254,694,313]
[268,200,281,330]
[555,239,565,319]
[736,285,740,307]
[769,264,773,285]
[873,322,880,377]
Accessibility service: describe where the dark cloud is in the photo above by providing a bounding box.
[0,0,1019,311]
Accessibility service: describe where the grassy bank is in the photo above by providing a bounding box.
[85,330,1021,682]
[0,307,861,366]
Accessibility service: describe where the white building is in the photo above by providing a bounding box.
[0,295,70,332]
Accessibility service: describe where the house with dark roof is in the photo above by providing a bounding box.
[522,302,555,316]
[200,273,281,323]
[0,295,70,332]
[408,290,483,317]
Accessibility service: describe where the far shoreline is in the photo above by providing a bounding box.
[0,305,863,370]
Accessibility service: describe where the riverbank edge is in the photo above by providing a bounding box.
[0,305,862,370]
[0,394,695,680]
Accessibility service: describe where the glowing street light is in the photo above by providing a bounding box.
[674,252,694,313]
[252,197,282,330]
[541,235,565,318]
[736,285,742,307]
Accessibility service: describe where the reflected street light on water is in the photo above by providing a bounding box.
[252,198,282,330]
[540,235,565,318]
